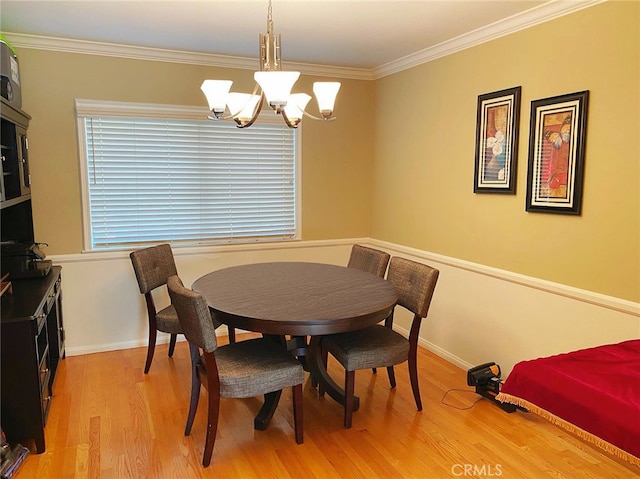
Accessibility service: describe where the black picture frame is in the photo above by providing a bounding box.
[525,90,589,215]
[474,86,521,194]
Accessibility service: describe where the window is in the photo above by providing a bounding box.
[76,99,300,251]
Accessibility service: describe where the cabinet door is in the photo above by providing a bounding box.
[1,117,22,201]
[46,274,65,387]
[0,319,46,453]
[0,100,31,204]
[17,125,30,195]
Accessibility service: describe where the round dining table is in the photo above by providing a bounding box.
[192,261,398,429]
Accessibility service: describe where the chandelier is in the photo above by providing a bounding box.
[200,0,340,129]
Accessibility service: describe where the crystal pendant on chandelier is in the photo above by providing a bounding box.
[200,0,340,128]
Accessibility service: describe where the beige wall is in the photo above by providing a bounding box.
[12,0,640,305]
[372,1,639,302]
[16,50,374,253]
[8,3,638,366]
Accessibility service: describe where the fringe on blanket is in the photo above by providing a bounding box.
[495,392,640,468]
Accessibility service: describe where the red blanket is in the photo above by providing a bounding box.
[496,339,640,466]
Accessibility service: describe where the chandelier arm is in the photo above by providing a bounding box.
[281,109,299,129]
[207,83,263,122]
[281,107,337,126]
[300,109,337,122]
[236,92,265,129]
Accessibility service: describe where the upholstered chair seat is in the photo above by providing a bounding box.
[324,325,409,371]
[155,305,182,334]
[214,339,304,398]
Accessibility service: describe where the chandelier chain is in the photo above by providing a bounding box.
[267,0,273,34]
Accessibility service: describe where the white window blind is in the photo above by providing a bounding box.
[77,100,298,251]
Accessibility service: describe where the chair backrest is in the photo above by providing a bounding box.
[167,275,218,353]
[387,257,439,318]
[347,244,390,278]
[130,244,178,294]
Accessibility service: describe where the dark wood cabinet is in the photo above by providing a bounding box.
[1,96,31,207]
[1,97,36,278]
[1,93,64,454]
[1,265,65,453]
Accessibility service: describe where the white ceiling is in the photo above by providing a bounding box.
[1,0,596,72]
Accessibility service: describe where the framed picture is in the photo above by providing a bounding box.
[474,86,521,194]
[525,90,589,215]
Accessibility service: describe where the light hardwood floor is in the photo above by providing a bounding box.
[16,335,638,478]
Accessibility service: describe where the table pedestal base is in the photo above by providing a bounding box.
[307,336,360,411]
[252,335,360,431]
[254,391,282,430]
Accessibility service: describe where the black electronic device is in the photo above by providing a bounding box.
[467,362,517,413]
[1,241,51,278]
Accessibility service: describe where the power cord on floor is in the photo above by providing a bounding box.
[440,388,484,410]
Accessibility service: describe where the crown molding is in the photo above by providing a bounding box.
[372,0,606,79]
[4,1,604,82]
[3,32,375,81]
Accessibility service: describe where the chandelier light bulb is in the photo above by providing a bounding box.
[254,71,300,111]
[283,93,312,127]
[227,93,262,121]
[313,82,341,119]
[200,80,233,118]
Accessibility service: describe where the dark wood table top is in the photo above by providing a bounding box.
[192,262,397,336]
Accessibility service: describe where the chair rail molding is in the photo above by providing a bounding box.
[50,237,639,378]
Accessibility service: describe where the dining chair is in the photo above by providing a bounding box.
[315,244,391,392]
[322,256,439,428]
[130,244,231,374]
[312,244,391,396]
[347,244,390,278]
[348,244,390,377]
[167,275,304,467]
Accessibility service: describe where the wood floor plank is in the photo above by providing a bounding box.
[13,336,639,478]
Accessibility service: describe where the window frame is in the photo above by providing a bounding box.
[75,98,302,252]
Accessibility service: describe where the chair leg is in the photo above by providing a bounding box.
[372,368,377,374]
[144,326,157,374]
[202,352,221,467]
[408,356,422,411]
[386,366,396,389]
[344,370,355,429]
[185,344,201,436]
[228,327,236,344]
[292,384,304,444]
[168,333,178,357]
[202,383,220,467]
